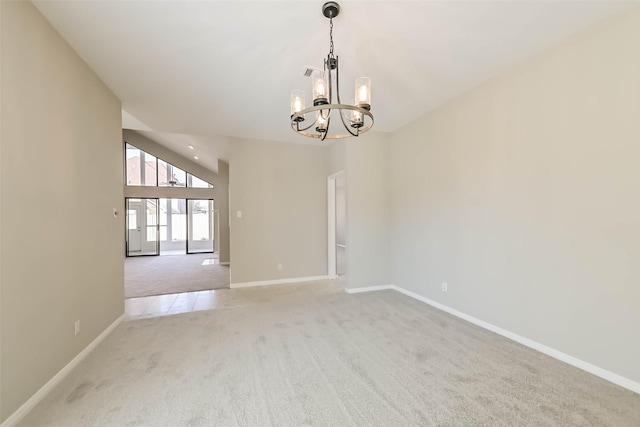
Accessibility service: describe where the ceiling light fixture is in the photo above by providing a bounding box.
[188,145,195,150]
[193,156,199,160]
[290,2,373,140]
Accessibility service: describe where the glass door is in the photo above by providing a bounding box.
[126,198,159,256]
[187,199,214,254]
[159,198,187,255]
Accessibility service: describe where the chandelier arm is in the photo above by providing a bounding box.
[326,56,333,104]
[338,107,360,137]
[335,56,342,105]
[294,113,321,133]
[291,104,373,139]
[321,116,330,141]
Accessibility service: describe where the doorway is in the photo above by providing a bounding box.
[126,197,215,256]
[159,198,187,255]
[126,198,160,256]
[328,171,346,278]
[187,199,215,254]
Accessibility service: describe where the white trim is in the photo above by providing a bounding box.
[327,177,336,279]
[345,285,393,294]
[1,314,125,427]
[230,275,330,289]
[336,244,346,248]
[345,285,640,395]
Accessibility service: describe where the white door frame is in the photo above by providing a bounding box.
[327,170,345,279]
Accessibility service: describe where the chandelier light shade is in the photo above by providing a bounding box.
[290,90,305,122]
[311,70,329,105]
[355,77,371,110]
[290,1,374,140]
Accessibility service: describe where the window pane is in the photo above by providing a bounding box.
[191,200,210,240]
[126,144,158,187]
[169,165,186,187]
[187,199,214,253]
[171,199,186,241]
[146,199,157,226]
[188,173,214,189]
[146,200,157,242]
[147,226,157,241]
[158,160,186,187]
[142,152,157,186]
[159,199,168,241]
[125,144,141,186]
[158,159,168,186]
[127,210,137,229]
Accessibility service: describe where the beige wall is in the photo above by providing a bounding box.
[229,138,327,284]
[390,9,640,383]
[327,139,346,175]
[345,132,391,289]
[122,130,230,262]
[0,1,124,422]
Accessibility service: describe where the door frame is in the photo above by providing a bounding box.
[327,170,345,279]
[125,197,160,257]
[126,203,143,252]
[186,198,215,254]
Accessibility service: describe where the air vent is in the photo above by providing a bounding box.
[303,67,319,77]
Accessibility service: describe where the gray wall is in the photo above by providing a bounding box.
[345,132,391,289]
[389,9,640,384]
[229,138,328,284]
[1,1,124,421]
[327,139,346,175]
[122,130,230,262]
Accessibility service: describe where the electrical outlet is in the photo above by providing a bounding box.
[442,283,448,292]
[74,320,81,336]
[277,263,283,271]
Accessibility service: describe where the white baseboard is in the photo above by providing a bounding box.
[345,285,393,294]
[1,314,125,427]
[219,262,230,266]
[230,275,330,289]
[346,284,640,395]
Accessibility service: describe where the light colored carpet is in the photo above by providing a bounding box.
[124,253,229,298]
[19,281,640,426]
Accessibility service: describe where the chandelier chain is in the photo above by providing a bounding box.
[329,16,334,58]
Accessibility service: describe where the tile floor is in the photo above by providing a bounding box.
[125,278,346,320]
[125,289,220,319]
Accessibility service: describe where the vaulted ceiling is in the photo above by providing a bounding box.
[34,1,631,169]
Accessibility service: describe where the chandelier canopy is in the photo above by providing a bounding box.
[290,2,374,140]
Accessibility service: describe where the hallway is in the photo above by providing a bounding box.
[125,253,229,298]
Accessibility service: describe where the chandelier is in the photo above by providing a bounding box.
[290,2,373,140]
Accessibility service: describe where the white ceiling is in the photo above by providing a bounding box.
[34,0,632,169]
